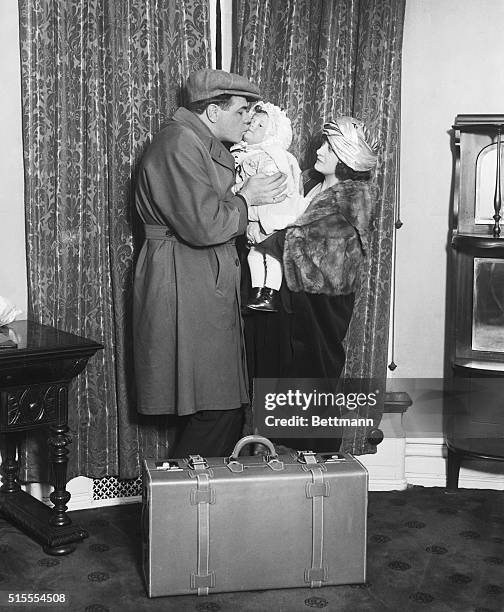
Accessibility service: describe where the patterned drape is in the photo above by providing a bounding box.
[233,0,405,453]
[18,0,211,479]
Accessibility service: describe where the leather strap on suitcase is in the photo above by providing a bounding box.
[188,455,216,595]
[299,450,329,587]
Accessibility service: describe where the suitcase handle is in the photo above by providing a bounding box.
[229,435,278,460]
[227,435,284,472]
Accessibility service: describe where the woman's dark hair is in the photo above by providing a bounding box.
[334,161,371,182]
[314,134,372,181]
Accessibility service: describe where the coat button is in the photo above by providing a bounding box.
[235,258,240,266]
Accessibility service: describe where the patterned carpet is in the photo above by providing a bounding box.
[0,486,503,611]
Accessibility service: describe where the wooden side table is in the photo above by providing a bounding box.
[0,320,103,555]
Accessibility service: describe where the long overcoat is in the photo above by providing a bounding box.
[133,107,249,415]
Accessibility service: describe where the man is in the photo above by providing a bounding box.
[133,69,286,457]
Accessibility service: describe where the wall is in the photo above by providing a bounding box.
[2,2,31,506]
[390,0,504,486]
[0,3,26,317]
[393,0,504,381]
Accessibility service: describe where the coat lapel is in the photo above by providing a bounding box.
[208,139,236,172]
[173,107,236,173]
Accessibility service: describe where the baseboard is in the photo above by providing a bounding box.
[24,476,141,511]
[358,437,407,491]
[406,437,504,490]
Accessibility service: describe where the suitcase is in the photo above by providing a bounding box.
[142,435,368,598]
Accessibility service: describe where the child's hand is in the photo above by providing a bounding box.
[246,222,262,245]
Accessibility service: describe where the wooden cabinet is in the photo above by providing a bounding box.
[446,115,504,487]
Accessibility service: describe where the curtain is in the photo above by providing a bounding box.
[233,0,405,454]
[18,0,211,480]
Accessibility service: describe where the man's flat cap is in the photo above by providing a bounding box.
[186,69,261,103]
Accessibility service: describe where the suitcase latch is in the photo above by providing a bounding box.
[319,452,345,463]
[296,450,318,464]
[155,460,183,471]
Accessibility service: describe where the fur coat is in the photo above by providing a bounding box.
[282,179,373,295]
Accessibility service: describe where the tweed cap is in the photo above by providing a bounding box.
[186,69,261,103]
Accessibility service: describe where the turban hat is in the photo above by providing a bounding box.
[323,117,378,172]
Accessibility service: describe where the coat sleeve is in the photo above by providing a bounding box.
[139,128,247,246]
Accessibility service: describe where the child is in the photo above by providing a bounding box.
[232,102,307,311]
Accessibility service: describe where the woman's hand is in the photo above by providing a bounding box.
[239,172,287,206]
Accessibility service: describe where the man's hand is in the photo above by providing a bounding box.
[239,172,287,206]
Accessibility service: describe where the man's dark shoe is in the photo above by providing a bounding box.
[247,287,280,312]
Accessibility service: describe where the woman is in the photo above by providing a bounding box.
[244,116,378,449]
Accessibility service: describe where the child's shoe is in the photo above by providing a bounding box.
[247,287,280,312]
[242,287,262,314]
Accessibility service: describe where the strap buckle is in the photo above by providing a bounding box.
[187,455,209,471]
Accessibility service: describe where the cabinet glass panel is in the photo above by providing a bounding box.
[472,257,504,352]
[475,143,502,224]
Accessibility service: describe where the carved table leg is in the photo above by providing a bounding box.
[0,419,87,555]
[0,432,21,493]
[44,387,77,555]
[48,421,72,528]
